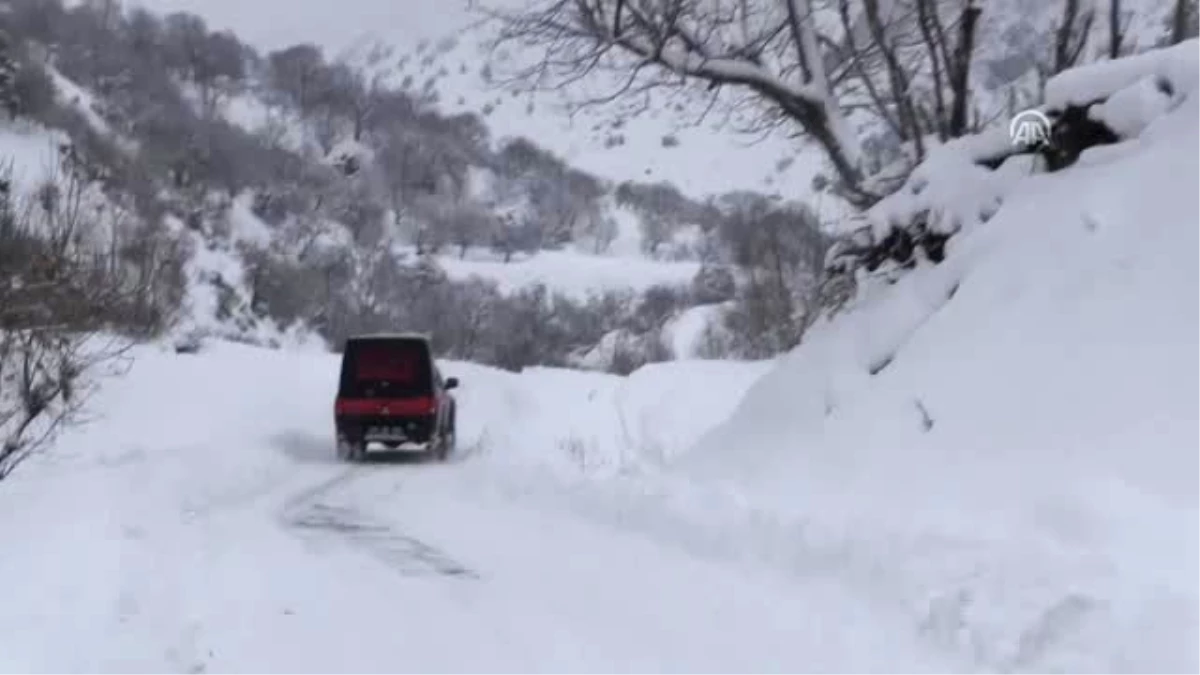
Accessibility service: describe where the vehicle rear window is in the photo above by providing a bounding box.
[355,343,420,383]
[339,338,433,397]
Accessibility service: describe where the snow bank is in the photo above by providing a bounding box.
[451,357,765,475]
[663,304,723,358]
[678,44,1200,672]
[438,249,699,298]
[859,122,1037,240]
[1045,39,1200,109]
[614,360,771,464]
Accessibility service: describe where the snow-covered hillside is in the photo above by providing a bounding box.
[127,0,825,201]
[2,0,753,370]
[1,4,1196,673]
[677,39,1200,671]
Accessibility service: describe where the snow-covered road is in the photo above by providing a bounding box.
[0,343,953,673]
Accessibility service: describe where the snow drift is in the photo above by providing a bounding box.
[679,40,1200,672]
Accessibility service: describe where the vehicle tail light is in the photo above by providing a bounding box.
[335,397,437,416]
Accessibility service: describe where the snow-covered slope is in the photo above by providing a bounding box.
[438,248,700,299]
[128,0,822,200]
[675,40,1200,672]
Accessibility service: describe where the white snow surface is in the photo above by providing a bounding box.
[0,341,961,672]
[663,304,725,358]
[438,248,700,299]
[0,124,66,195]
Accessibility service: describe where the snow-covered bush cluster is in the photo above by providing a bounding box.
[824,36,1200,312]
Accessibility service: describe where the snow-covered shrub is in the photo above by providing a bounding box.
[9,58,56,121]
[172,328,207,354]
[691,264,736,304]
[0,165,175,479]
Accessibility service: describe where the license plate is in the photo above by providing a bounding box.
[367,426,407,440]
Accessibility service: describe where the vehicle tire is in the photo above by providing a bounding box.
[432,418,454,462]
[444,414,457,459]
[338,438,366,463]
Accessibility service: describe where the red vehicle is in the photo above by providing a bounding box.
[333,333,458,462]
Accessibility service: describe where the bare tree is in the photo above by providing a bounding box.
[713,192,828,355]
[266,43,328,117]
[489,212,539,262]
[639,213,671,258]
[326,42,395,141]
[1048,0,1095,76]
[192,30,246,116]
[376,128,445,243]
[480,0,988,208]
[481,0,872,205]
[583,213,618,253]
[692,263,736,304]
[430,201,493,258]
[0,329,132,480]
[337,65,379,142]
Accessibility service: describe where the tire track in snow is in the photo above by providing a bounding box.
[277,466,477,579]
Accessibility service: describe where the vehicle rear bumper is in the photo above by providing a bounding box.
[335,414,437,444]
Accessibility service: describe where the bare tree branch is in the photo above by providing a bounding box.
[479,0,995,210]
[480,0,877,207]
[0,149,178,480]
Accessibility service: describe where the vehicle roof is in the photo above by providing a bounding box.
[345,332,432,343]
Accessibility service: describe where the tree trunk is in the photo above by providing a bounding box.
[1053,0,1091,74]
[949,1,982,138]
[1171,0,1193,43]
[862,0,926,157]
[914,0,950,140]
[1108,0,1123,58]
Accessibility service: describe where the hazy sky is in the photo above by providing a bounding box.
[127,0,477,54]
